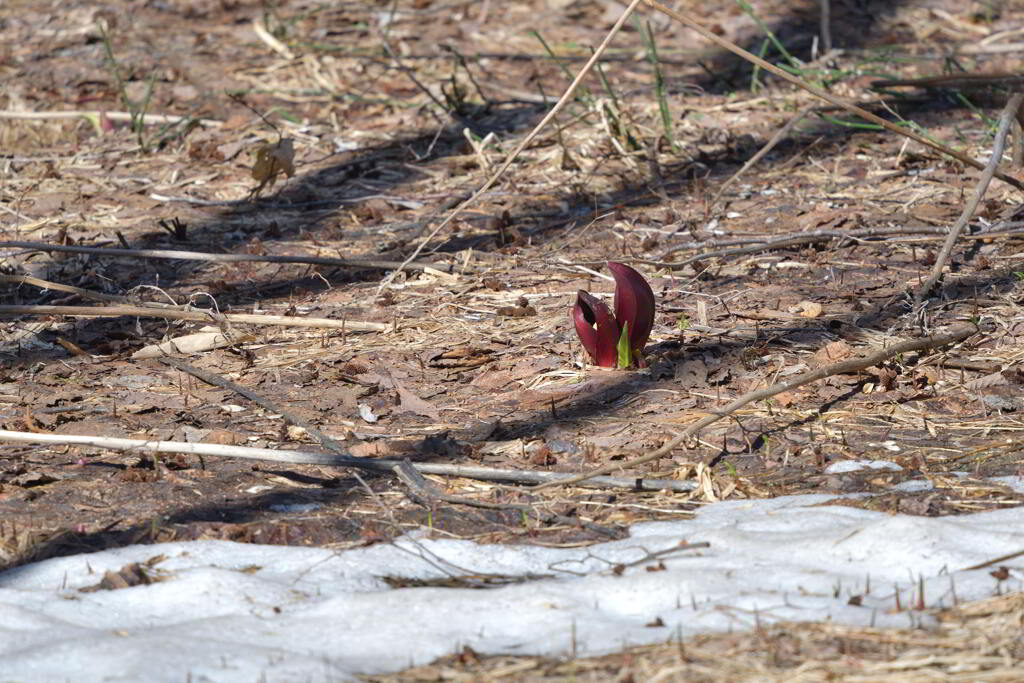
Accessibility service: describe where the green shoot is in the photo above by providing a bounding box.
[734,0,803,73]
[530,31,593,103]
[97,21,157,152]
[592,46,620,110]
[617,321,631,369]
[637,19,675,150]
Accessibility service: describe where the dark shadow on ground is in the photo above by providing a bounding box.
[0,456,550,573]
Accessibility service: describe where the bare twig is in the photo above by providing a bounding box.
[648,226,1024,270]
[0,240,446,272]
[531,324,979,490]
[0,274,133,304]
[569,539,712,577]
[0,430,696,492]
[391,461,622,538]
[252,19,295,60]
[0,304,387,331]
[649,233,850,270]
[1013,117,1023,167]
[643,0,1024,191]
[0,110,221,127]
[376,0,646,292]
[656,226,951,260]
[818,0,832,55]
[960,548,1024,572]
[914,93,1024,305]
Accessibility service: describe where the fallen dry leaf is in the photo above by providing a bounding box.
[809,340,853,369]
[132,330,249,359]
[674,359,709,388]
[795,301,823,318]
[772,390,800,407]
[393,380,440,419]
[250,138,295,196]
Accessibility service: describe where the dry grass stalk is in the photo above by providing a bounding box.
[0,110,221,127]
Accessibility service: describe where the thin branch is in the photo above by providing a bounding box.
[818,0,832,54]
[0,274,134,304]
[252,19,295,60]
[391,461,622,538]
[656,226,954,260]
[0,241,446,272]
[1012,117,1023,168]
[647,226,1024,270]
[0,430,696,492]
[643,0,1024,191]
[0,110,221,127]
[530,324,979,491]
[914,93,1024,305]
[0,305,387,331]
[960,548,1024,572]
[648,233,851,271]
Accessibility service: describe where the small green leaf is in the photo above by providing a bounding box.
[617,321,631,369]
[80,113,103,135]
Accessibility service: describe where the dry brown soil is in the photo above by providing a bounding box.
[3,0,1024,678]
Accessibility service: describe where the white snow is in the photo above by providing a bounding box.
[2,493,1022,682]
[824,459,903,473]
